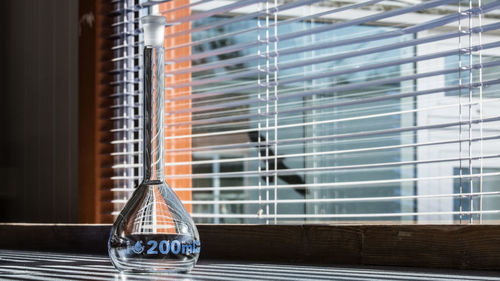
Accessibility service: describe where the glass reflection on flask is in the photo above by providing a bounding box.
[108,14,200,273]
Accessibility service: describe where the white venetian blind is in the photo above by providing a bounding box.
[110,0,500,224]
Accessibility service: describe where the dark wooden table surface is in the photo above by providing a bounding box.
[0,249,499,281]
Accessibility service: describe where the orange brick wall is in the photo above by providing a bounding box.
[159,0,192,212]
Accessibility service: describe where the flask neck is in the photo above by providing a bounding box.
[143,45,165,183]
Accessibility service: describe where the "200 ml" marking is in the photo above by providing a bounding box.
[127,240,200,255]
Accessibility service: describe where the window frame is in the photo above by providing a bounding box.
[77,3,500,269]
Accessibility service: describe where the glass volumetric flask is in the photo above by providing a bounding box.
[108,14,200,273]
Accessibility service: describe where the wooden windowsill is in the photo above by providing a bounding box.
[3,249,500,280]
[1,223,499,271]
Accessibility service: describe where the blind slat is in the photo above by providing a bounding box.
[110,171,500,190]
[156,152,500,179]
[184,191,500,205]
